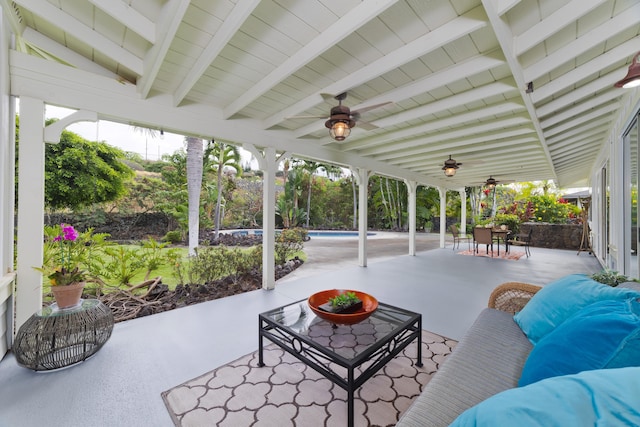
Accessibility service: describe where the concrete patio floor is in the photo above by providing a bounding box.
[0,233,602,426]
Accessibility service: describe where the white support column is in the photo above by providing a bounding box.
[262,148,277,289]
[459,187,468,237]
[0,22,14,280]
[244,144,290,290]
[352,168,370,267]
[15,97,46,331]
[405,179,417,256]
[438,187,447,249]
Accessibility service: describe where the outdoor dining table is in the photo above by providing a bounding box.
[491,228,511,255]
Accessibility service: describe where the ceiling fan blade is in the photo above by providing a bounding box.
[356,120,378,131]
[351,101,394,115]
[285,115,329,119]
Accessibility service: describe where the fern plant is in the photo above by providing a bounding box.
[590,269,636,287]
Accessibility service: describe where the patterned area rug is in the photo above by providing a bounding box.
[162,330,456,427]
[457,249,525,260]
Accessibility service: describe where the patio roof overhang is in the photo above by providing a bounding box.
[4,0,639,190]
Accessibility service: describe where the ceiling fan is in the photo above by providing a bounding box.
[442,155,462,177]
[288,92,392,141]
[482,176,516,188]
[485,176,500,188]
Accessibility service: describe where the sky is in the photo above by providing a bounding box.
[43,104,256,166]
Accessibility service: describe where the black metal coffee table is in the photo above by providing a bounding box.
[259,299,422,427]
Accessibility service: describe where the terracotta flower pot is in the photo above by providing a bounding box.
[51,282,85,309]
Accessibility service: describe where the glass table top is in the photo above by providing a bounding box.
[38,299,100,317]
[260,299,420,360]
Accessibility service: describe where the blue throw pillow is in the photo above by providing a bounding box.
[519,298,640,386]
[450,367,640,427]
[513,274,640,344]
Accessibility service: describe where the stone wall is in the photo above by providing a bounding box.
[519,223,583,250]
[435,218,584,250]
[45,212,174,241]
[45,213,586,250]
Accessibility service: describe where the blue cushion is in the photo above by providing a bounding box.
[513,274,640,344]
[450,367,640,427]
[519,298,640,386]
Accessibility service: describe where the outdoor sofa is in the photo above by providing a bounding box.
[397,274,640,426]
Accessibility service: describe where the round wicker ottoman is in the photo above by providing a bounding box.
[14,299,114,371]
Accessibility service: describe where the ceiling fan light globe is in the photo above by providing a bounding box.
[442,156,460,176]
[329,121,351,141]
[444,167,456,177]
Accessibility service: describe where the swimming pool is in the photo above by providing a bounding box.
[306,231,376,237]
[229,230,376,237]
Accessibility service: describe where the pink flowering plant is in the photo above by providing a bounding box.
[43,224,87,286]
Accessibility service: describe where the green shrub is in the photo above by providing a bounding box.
[275,228,305,264]
[528,195,571,223]
[100,246,146,286]
[190,246,235,284]
[187,245,263,285]
[139,237,170,280]
[167,249,189,286]
[162,230,182,244]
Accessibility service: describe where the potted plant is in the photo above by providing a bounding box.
[590,269,638,287]
[38,224,87,309]
[319,291,363,314]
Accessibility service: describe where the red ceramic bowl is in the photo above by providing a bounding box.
[308,289,378,325]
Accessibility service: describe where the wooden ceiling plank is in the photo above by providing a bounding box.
[547,130,605,152]
[396,138,537,167]
[340,79,516,149]
[544,103,619,138]
[138,0,190,98]
[13,0,143,74]
[359,115,532,157]
[495,0,522,16]
[481,0,555,181]
[87,0,155,43]
[535,69,624,118]
[545,118,611,145]
[342,101,524,153]
[514,0,607,56]
[262,5,487,129]
[554,147,601,167]
[523,3,640,82]
[379,128,536,162]
[22,27,118,79]
[223,0,400,118]
[551,136,602,156]
[296,52,506,138]
[531,37,640,103]
[540,91,621,129]
[173,0,260,106]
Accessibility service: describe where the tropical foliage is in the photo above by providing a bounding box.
[35,122,582,240]
[43,128,134,210]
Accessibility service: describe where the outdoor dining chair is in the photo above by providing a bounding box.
[473,227,494,256]
[450,224,471,251]
[507,228,533,257]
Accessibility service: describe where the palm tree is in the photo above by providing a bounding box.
[349,170,357,229]
[281,159,291,228]
[207,140,241,240]
[132,126,160,160]
[297,160,320,228]
[186,136,203,256]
